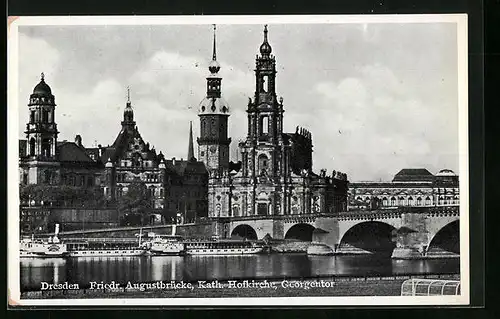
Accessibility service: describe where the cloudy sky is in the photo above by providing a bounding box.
[17,21,460,181]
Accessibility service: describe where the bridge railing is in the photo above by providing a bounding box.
[401,278,461,296]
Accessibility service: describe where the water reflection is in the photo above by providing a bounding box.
[20,254,460,291]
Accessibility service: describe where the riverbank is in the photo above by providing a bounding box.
[21,274,459,299]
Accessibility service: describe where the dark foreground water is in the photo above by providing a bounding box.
[20,254,460,292]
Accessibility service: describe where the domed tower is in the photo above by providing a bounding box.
[197,25,231,172]
[25,73,59,160]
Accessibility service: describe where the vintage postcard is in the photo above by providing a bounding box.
[7,14,469,306]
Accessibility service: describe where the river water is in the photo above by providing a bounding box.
[20,254,460,292]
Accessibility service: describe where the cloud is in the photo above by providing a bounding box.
[18,33,61,135]
[311,64,458,181]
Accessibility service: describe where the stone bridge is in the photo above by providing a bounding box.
[220,206,460,259]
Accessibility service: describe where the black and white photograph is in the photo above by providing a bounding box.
[7,15,469,306]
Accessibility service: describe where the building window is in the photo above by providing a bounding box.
[408,197,413,206]
[44,170,51,185]
[261,116,269,135]
[29,138,36,156]
[42,109,49,123]
[390,197,396,206]
[382,197,388,206]
[417,197,422,206]
[425,196,431,206]
[258,154,268,175]
[399,197,405,206]
[30,111,35,123]
[257,203,268,216]
[262,75,269,92]
[41,138,51,157]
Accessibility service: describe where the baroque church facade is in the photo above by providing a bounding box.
[197,26,349,235]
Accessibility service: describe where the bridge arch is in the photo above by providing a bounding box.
[230,224,258,240]
[338,221,397,255]
[427,220,460,254]
[284,223,316,241]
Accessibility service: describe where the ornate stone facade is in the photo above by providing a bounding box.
[19,79,208,223]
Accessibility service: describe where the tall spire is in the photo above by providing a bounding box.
[188,121,195,161]
[212,24,217,61]
[122,86,135,127]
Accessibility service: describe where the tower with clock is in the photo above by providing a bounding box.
[197,25,231,172]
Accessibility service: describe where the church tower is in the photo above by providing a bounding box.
[197,25,231,172]
[246,25,285,179]
[25,73,59,160]
[24,73,60,184]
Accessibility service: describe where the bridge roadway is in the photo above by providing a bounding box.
[222,206,460,259]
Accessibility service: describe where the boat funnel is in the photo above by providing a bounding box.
[53,223,60,243]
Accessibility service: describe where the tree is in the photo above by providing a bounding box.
[117,182,153,226]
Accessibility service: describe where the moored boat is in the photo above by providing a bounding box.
[20,224,68,258]
[65,241,147,257]
[183,238,265,255]
[148,235,185,256]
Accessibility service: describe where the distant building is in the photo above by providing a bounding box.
[19,76,208,226]
[348,168,459,210]
[197,25,348,231]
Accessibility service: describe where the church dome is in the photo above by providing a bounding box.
[32,73,52,96]
[259,25,272,56]
[198,97,230,115]
[436,169,457,177]
[260,41,272,56]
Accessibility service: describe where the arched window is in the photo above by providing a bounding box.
[258,154,268,174]
[408,196,414,206]
[29,138,36,156]
[42,109,49,123]
[41,138,51,157]
[425,196,431,206]
[232,205,240,217]
[417,197,422,206]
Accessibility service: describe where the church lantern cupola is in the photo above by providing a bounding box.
[25,72,59,160]
[197,25,231,172]
[122,87,136,130]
